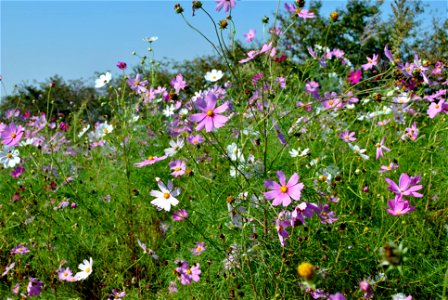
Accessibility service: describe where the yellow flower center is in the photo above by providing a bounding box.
[10,133,17,138]
[85,267,91,273]
[187,268,192,274]
[147,156,154,161]
[196,246,202,251]
[328,100,334,106]
[174,167,181,171]
[163,192,171,199]
[63,271,68,277]
[280,185,288,193]
[6,153,13,159]
[206,109,214,117]
[103,128,109,134]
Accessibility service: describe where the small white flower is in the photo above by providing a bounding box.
[162,104,176,117]
[95,72,112,88]
[75,257,93,280]
[95,121,113,138]
[204,69,224,82]
[164,138,184,157]
[289,148,310,158]
[0,146,20,168]
[348,143,369,160]
[143,36,158,43]
[78,124,90,138]
[227,143,245,162]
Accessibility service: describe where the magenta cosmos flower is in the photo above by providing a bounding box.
[189,92,229,132]
[264,171,304,207]
[386,195,415,216]
[135,155,167,167]
[1,123,25,146]
[348,69,362,85]
[385,173,423,198]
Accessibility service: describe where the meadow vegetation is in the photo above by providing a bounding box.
[1,0,447,299]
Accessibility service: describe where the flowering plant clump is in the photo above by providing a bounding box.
[1,0,446,298]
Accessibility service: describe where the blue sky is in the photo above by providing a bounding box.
[1,1,447,98]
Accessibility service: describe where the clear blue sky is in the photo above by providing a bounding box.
[1,0,447,98]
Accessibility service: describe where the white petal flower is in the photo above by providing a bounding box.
[0,146,20,168]
[95,72,112,88]
[75,257,93,280]
[150,180,180,212]
[204,69,224,82]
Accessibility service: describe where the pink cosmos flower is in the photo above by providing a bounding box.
[191,241,206,256]
[189,92,229,132]
[1,123,25,146]
[172,209,188,221]
[297,9,315,19]
[375,137,391,160]
[10,166,25,178]
[169,160,186,177]
[385,173,423,198]
[264,171,304,207]
[427,99,447,118]
[379,162,399,173]
[58,268,74,281]
[176,261,201,285]
[348,69,362,84]
[386,195,415,216]
[362,54,379,70]
[244,29,256,42]
[135,155,167,167]
[127,74,148,94]
[405,122,418,141]
[215,0,236,12]
[340,130,356,142]
[170,74,187,94]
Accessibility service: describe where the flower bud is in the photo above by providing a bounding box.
[330,11,339,22]
[262,16,269,24]
[174,3,184,14]
[219,19,228,29]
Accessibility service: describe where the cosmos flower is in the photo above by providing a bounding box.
[27,277,43,297]
[244,29,256,42]
[362,54,379,70]
[386,195,415,216]
[264,171,304,207]
[150,180,180,212]
[74,257,93,281]
[1,123,25,146]
[348,69,362,85]
[215,0,236,12]
[95,72,112,88]
[189,92,229,132]
[191,241,206,256]
[169,160,186,177]
[204,69,224,82]
[385,173,423,198]
[172,209,188,221]
[135,155,167,167]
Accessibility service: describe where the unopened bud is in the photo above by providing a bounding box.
[174,3,184,14]
[330,11,339,22]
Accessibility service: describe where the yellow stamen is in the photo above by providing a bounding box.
[280,185,288,193]
[163,192,170,199]
[206,109,214,117]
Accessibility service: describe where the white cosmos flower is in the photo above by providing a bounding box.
[204,69,224,82]
[150,180,180,212]
[75,257,93,280]
[95,72,112,88]
[348,143,369,160]
[289,148,310,158]
[0,146,20,168]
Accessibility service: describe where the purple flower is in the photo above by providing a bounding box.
[172,209,188,221]
[11,244,30,255]
[379,162,399,173]
[405,122,419,141]
[328,293,346,300]
[127,74,148,94]
[215,0,236,12]
[187,134,205,145]
[170,74,187,94]
[169,160,186,177]
[108,289,126,300]
[10,166,25,178]
[291,202,314,226]
[191,241,206,256]
[340,130,356,142]
[276,211,291,247]
[386,195,415,216]
[135,155,167,167]
[385,173,423,198]
[58,268,74,281]
[189,92,229,132]
[27,277,43,297]
[1,123,25,146]
[264,171,304,207]
[175,261,201,285]
[427,99,447,118]
[311,203,338,224]
[168,281,178,293]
